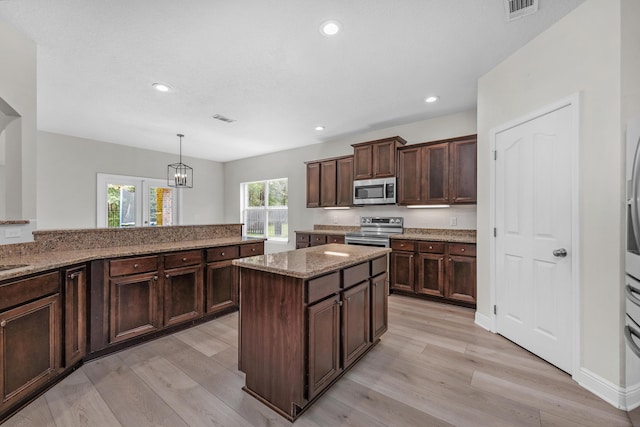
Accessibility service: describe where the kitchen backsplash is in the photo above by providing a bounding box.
[312,205,477,230]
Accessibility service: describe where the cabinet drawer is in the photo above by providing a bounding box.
[391,240,415,252]
[164,250,202,269]
[326,235,345,244]
[448,243,476,256]
[296,233,310,243]
[310,235,327,246]
[307,272,340,304]
[0,271,60,311]
[110,256,159,277]
[343,262,369,288]
[371,256,387,277]
[206,245,239,262]
[240,242,264,258]
[419,242,445,254]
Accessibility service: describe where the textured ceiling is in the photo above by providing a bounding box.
[0,0,584,162]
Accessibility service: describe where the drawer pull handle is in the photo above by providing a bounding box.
[461,248,465,252]
[182,257,187,262]
[134,264,139,269]
[0,320,6,328]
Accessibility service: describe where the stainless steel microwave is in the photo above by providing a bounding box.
[353,177,396,205]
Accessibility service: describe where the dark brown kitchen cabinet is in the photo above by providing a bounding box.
[163,264,203,327]
[63,265,86,367]
[205,260,237,314]
[397,134,477,205]
[109,271,161,344]
[0,270,62,416]
[306,155,354,208]
[296,232,344,249]
[390,239,476,307]
[306,162,321,208]
[307,295,341,399]
[370,272,388,342]
[341,281,370,369]
[296,233,310,249]
[352,136,406,180]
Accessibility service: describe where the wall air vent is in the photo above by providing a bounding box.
[212,114,236,123]
[504,0,538,21]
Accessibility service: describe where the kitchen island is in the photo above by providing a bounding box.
[233,243,391,421]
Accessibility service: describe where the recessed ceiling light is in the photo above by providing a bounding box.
[425,96,439,103]
[315,125,325,131]
[320,20,341,36]
[152,83,170,92]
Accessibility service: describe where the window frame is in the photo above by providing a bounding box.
[97,173,183,228]
[240,178,289,242]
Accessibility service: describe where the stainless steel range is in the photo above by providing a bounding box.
[344,216,404,247]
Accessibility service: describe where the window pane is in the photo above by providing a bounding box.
[248,182,265,207]
[268,179,288,207]
[244,209,266,237]
[107,184,136,227]
[149,187,173,226]
[268,209,288,239]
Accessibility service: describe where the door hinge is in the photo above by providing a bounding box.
[493,227,497,237]
[494,151,497,160]
[494,305,497,315]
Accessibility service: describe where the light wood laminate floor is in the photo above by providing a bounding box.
[4,295,631,427]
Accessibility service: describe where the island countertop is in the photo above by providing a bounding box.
[232,243,391,279]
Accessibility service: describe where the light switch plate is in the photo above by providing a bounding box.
[450,217,457,226]
[5,228,21,238]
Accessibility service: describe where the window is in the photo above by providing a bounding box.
[241,178,288,240]
[97,173,181,228]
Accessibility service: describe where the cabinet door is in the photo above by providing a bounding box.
[372,140,396,178]
[206,260,237,314]
[109,272,160,344]
[320,160,337,207]
[326,235,345,244]
[307,295,341,399]
[370,272,388,342]
[397,147,422,204]
[353,145,373,180]
[336,156,354,206]
[446,255,477,304]
[450,138,477,204]
[64,266,86,367]
[390,251,414,292]
[342,281,371,368]
[164,265,203,327]
[306,162,321,208]
[0,294,61,414]
[423,142,449,204]
[416,253,445,298]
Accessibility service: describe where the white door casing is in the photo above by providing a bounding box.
[491,95,580,376]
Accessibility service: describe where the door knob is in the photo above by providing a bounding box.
[553,248,567,257]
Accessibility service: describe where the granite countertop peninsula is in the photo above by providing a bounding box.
[0,220,30,225]
[0,224,264,281]
[233,243,390,280]
[391,228,476,244]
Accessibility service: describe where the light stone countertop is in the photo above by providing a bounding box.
[391,228,476,244]
[0,236,264,281]
[233,243,391,280]
[294,229,348,236]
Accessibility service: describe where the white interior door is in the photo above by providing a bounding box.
[494,104,573,373]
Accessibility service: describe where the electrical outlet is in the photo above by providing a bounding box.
[332,215,338,224]
[355,216,360,225]
[450,217,457,226]
[4,228,21,238]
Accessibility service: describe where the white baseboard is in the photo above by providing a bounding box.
[626,381,640,411]
[576,367,626,409]
[474,311,493,332]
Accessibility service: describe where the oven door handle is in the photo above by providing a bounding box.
[626,323,640,358]
[627,284,640,308]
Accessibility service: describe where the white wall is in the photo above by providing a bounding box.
[224,109,477,254]
[0,19,37,220]
[478,0,623,388]
[37,131,225,229]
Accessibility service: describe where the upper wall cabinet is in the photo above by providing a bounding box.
[306,155,354,208]
[351,136,407,180]
[397,134,477,205]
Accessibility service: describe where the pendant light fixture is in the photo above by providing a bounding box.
[167,133,193,188]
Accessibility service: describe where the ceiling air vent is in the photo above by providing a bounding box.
[212,114,236,123]
[505,0,538,21]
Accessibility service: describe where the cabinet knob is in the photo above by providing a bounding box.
[182,257,187,262]
[165,274,170,279]
[337,300,343,306]
[134,263,139,269]
[251,248,256,252]
[221,252,225,256]
[153,275,158,281]
[448,258,452,262]
[347,297,351,303]
[429,246,433,249]
[461,248,465,252]
[0,320,5,328]
[68,271,81,279]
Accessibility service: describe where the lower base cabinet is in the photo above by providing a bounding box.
[164,265,203,327]
[307,295,341,399]
[370,272,388,341]
[64,266,86,367]
[205,260,237,314]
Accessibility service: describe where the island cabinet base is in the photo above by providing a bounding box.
[238,250,389,421]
